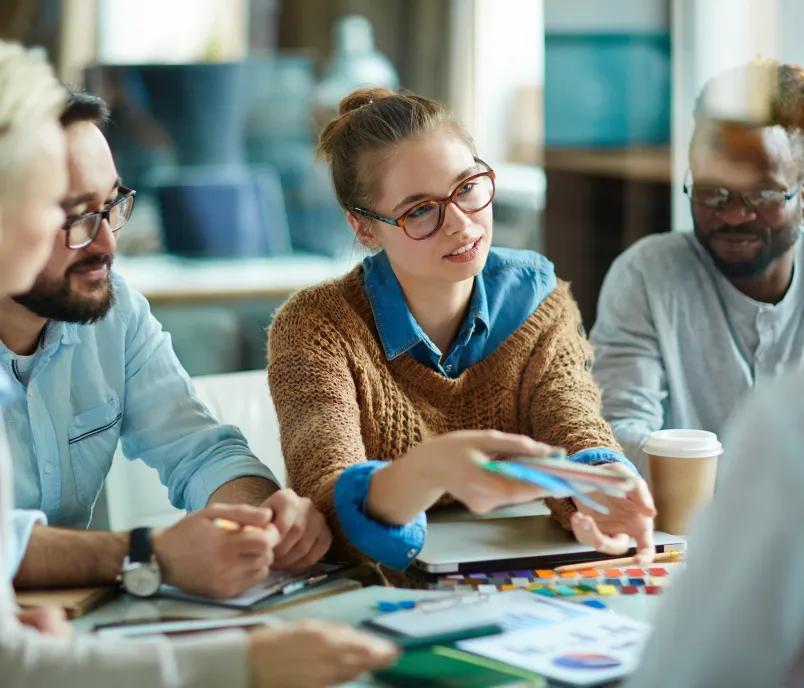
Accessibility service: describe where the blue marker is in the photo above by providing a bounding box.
[376,601,399,613]
[582,599,608,610]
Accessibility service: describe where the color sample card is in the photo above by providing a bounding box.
[432,564,682,598]
[481,461,610,512]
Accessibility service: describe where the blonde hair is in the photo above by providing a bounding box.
[317,87,475,211]
[0,41,65,199]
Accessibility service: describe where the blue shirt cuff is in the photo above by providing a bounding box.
[568,447,639,477]
[184,455,279,511]
[7,509,47,579]
[334,461,426,570]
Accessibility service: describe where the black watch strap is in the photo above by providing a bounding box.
[129,527,153,563]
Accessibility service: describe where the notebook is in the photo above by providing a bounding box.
[375,644,546,687]
[16,586,119,619]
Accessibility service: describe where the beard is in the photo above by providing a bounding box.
[693,218,800,279]
[12,254,116,324]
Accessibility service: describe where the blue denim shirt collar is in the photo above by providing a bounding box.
[362,250,489,361]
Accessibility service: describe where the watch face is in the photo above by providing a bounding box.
[123,562,161,597]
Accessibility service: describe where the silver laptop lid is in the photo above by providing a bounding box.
[415,503,686,573]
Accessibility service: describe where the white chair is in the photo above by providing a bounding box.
[103,370,284,531]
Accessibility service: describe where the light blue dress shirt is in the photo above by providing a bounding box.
[1,272,277,575]
[334,247,632,569]
[0,367,19,579]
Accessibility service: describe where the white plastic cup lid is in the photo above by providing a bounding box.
[643,429,723,459]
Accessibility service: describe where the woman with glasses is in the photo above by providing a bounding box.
[268,88,656,571]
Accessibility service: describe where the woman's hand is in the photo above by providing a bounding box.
[422,430,554,513]
[367,430,553,524]
[569,462,657,563]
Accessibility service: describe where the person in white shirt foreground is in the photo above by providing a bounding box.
[0,40,396,688]
[626,370,804,687]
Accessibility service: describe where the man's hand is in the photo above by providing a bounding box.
[570,462,657,563]
[262,488,332,571]
[16,606,73,636]
[153,503,279,598]
[261,489,332,571]
[249,621,398,688]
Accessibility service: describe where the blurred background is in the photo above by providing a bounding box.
[2,0,803,375]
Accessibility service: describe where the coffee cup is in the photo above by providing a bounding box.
[643,429,722,534]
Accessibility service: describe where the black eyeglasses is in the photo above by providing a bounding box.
[348,159,496,240]
[683,171,799,214]
[62,186,136,250]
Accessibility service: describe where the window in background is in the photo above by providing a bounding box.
[672,0,784,231]
[541,0,672,327]
[449,0,546,253]
[97,0,247,63]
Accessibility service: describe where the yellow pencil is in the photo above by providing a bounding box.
[212,517,241,532]
[554,550,683,573]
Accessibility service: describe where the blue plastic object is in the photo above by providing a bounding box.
[582,599,608,609]
[376,601,401,613]
[155,165,291,258]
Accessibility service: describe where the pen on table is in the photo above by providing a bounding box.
[280,574,329,595]
[393,623,505,651]
[553,550,684,573]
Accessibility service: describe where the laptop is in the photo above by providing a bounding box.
[414,502,686,574]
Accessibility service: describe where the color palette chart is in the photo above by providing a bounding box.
[431,563,684,598]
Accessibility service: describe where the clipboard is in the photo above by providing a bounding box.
[157,562,348,609]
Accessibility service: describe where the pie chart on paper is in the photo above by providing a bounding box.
[553,653,622,670]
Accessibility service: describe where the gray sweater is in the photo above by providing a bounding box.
[591,230,804,472]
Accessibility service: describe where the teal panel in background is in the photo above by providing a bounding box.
[545,32,671,147]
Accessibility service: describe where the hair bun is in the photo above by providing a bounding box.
[338,87,395,115]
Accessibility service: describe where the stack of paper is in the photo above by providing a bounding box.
[370,589,650,686]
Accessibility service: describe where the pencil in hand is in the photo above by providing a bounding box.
[212,517,242,532]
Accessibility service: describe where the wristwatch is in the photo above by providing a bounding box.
[120,527,162,597]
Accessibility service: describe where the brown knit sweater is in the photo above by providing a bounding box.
[267,266,621,562]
